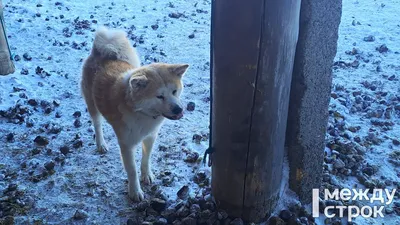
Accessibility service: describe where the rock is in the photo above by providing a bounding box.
[44,161,55,171]
[269,216,285,225]
[363,35,375,42]
[74,119,82,128]
[205,201,215,211]
[176,206,190,218]
[322,173,331,182]
[137,201,150,211]
[184,152,199,163]
[188,34,195,39]
[279,209,292,221]
[190,204,201,215]
[60,146,70,155]
[20,68,29,75]
[351,60,360,68]
[48,124,62,134]
[151,24,159,30]
[192,134,204,144]
[150,198,167,212]
[7,183,18,192]
[181,217,196,225]
[393,139,400,146]
[146,207,160,218]
[27,99,38,106]
[385,207,394,214]
[376,44,389,53]
[71,112,82,119]
[55,111,62,118]
[154,218,168,225]
[23,53,32,61]
[53,100,61,106]
[194,171,208,185]
[6,133,14,142]
[1,216,14,224]
[161,208,176,223]
[172,220,182,225]
[200,209,213,219]
[186,102,195,111]
[177,185,189,199]
[73,209,89,220]
[362,166,376,176]
[35,66,50,77]
[169,12,183,19]
[364,180,376,189]
[34,136,49,146]
[333,159,345,169]
[73,140,83,149]
[127,218,140,225]
[229,218,243,225]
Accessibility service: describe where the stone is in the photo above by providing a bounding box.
[177,185,190,199]
[73,209,88,220]
[150,198,167,212]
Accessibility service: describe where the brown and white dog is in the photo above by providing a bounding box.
[80,26,189,201]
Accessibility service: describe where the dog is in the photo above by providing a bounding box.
[80,26,189,201]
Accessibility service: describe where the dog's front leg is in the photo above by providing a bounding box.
[119,141,144,202]
[141,132,157,185]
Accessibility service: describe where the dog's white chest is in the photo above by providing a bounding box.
[120,112,163,143]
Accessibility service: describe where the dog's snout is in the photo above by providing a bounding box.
[172,105,183,115]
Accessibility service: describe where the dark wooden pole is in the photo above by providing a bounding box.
[211,0,301,222]
[0,0,15,75]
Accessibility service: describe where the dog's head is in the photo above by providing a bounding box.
[126,63,189,120]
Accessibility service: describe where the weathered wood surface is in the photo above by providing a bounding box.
[0,0,15,75]
[211,0,301,222]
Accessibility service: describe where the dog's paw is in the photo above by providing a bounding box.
[140,171,155,185]
[128,185,145,202]
[97,144,108,154]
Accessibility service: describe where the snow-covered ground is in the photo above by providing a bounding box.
[0,0,399,224]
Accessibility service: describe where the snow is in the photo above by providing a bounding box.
[0,0,399,224]
[1,0,211,224]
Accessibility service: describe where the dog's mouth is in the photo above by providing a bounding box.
[162,112,183,120]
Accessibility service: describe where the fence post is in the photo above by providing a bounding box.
[210,0,301,222]
[0,0,15,75]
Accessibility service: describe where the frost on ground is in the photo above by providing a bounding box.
[0,0,399,225]
[1,0,211,224]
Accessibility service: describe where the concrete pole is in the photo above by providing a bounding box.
[286,0,342,203]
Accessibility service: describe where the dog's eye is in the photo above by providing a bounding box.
[172,90,177,95]
[156,95,164,100]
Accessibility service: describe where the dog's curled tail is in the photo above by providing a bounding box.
[92,26,140,66]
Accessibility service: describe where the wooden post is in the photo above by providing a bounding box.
[0,0,15,75]
[210,0,300,222]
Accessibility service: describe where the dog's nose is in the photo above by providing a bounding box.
[172,106,183,115]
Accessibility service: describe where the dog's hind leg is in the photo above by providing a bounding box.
[86,98,108,154]
[140,131,158,185]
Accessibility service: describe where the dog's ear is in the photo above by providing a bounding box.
[169,64,189,77]
[129,74,148,91]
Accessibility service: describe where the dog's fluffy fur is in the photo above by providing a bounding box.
[80,26,189,201]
